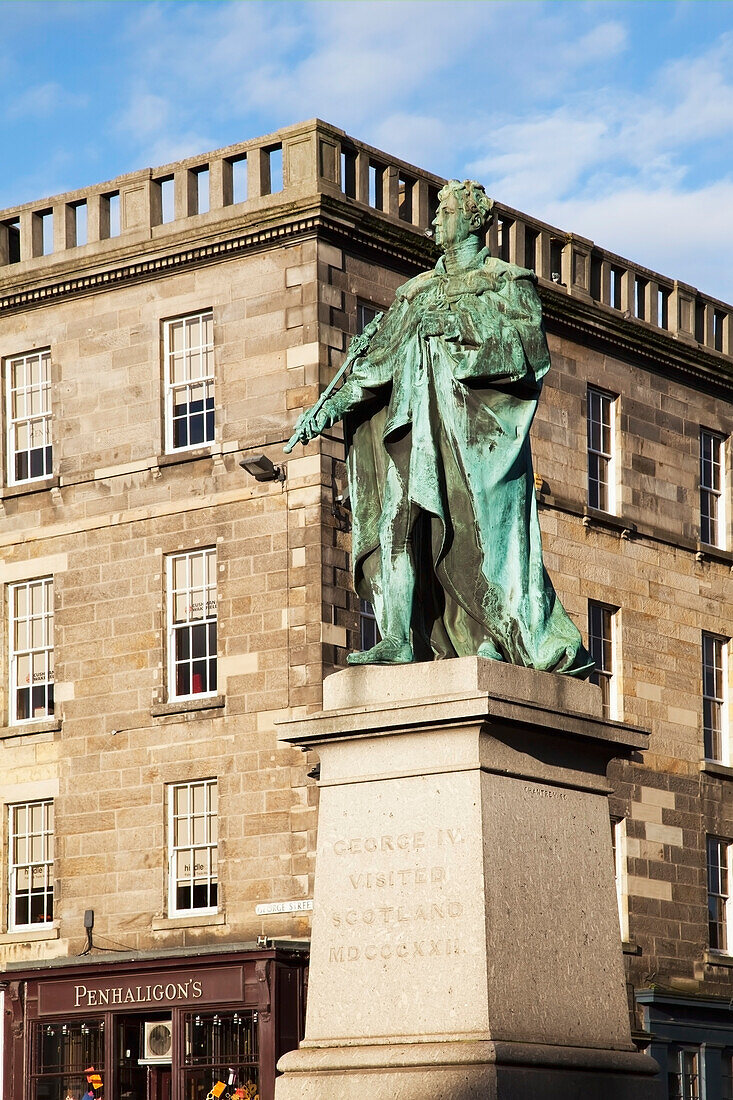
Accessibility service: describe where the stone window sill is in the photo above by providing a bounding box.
[705,950,733,968]
[695,541,733,566]
[582,506,637,540]
[699,760,733,780]
[151,695,225,718]
[0,923,60,944]
[155,448,220,470]
[152,913,226,932]
[1,475,59,500]
[0,718,61,740]
[622,939,641,955]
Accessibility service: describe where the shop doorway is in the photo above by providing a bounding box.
[147,1065,172,1100]
[117,1012,172,1100]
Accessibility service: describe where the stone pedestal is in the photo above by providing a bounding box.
[275,659,660,1099]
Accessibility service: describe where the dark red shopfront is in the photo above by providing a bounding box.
[1,947,307,1100]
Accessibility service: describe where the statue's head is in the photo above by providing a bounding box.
[432,180,494,250]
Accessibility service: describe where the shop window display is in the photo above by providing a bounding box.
[184,1010,259,1099]
[31,1020,104,1100]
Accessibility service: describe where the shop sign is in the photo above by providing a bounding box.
[255,899,313,916]
[38,965,244,1016]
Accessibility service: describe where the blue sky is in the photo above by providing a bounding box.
[2,0,733,300]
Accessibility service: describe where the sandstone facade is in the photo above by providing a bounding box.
[0,119,731,1099]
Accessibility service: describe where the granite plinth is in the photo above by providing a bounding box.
[275,659,660,1099]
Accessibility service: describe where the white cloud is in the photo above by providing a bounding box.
[146,131,219,169]
[224,1,501,129]
[470,112,611,205]
[116,90,172,142]
[459,22,733,302]
[543,181,733,302]
[111,1,632,168]
[573,20,628,62]
[3,0,729,305]
[6,81,87,120]
[369,114,454,177]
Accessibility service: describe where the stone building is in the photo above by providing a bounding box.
[0,118,731,1100]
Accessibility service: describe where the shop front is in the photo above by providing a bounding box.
[1,945,307,1100]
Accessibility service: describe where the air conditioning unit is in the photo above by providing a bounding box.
[141,1020,173,1064]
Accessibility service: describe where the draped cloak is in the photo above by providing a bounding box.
[337,247,593,675]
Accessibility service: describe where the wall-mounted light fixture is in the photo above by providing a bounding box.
[239,454,285,483]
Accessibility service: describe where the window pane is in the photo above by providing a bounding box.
[587,388,614,512]
[700,430,725,546]
[359,599,380,651]
[11,579,54,723]
[165,310,214,451]
[169,550,217,699]
[708,837,729,951]
[191,782,206,815]
[703,634,727,761]
[36,1019,104,1072]
[174,784,190,817]
[7,350,52,483]
[588,602,615,717]
[169,781,217,914]
[9,798,54,929]
[183,1010,259,1088]
[176,849,191,881]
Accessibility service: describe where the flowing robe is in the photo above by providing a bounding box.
[335,247,593,675]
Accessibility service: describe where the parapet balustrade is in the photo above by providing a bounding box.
[0,119,730,359]
[487,206,732,356]
[0,134,291,263]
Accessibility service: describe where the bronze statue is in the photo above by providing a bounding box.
[289,180,593,675]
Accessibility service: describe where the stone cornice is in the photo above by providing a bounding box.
[1,192,731,399]
[0,194,435,316]
[540,284,733,398]
[0,211,322,314]
[315,192,438,272]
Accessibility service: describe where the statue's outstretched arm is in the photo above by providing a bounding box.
[288,297,409,448]
[290,367,378,445]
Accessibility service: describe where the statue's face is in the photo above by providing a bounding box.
[432,190,473,250]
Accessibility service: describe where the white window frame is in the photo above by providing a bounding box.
[707,835,732,954]
[167,548,217,701]
[588,601,619,719]
[610,816,629,942]
[167,779,218,917]
[8,799,54,931]
[668,1047,701,1100]
[700,428,726,549]
[8,577,54,725]
[587,387,616,513]
[5,348,52,485]
[702,632,728,764]
[163,310,215,453]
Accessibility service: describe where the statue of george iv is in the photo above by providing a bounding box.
[287,179,593,676]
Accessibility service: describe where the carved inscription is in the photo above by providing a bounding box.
[522,784,568,801]
[329,940,462,963]
[325,827,465,964]
[332,901,463,926]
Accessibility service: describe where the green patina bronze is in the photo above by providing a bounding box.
[289,179,594,676]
